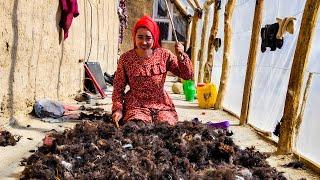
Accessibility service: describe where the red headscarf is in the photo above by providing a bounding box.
[132,15,161,49]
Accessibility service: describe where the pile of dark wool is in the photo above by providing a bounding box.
[20,117,286,180]
[0,130,20,146]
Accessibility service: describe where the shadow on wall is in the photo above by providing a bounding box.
[7,0,19,125]
[56,2,64,99]
[56,1,63,44]
[57,42,64,99]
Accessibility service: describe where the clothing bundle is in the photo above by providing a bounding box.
[260,17,296,53]
[261,23,283,52]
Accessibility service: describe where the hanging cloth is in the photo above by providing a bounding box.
[59,0,79,40]
[276,17,296,39]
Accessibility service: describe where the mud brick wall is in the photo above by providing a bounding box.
[0,0,119,124]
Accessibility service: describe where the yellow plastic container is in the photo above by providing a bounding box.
[197,83,218,109]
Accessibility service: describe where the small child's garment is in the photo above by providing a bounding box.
[112,48,193,125]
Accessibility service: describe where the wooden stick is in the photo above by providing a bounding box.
[240,0,264,125]
[214,0,236,109]
[294,72,313,146]
[187,0,196,10]
[204,0,221,83]
[171,0,189,17]
[190,11,201,82]
[278,0,320,154]
[193,0,202,9]
[164,0,178,43]
[198,0,214,83]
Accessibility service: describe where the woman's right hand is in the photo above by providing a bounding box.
[112,110,123,124]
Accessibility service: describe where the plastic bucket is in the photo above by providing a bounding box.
[196,83,217,108]
[183,80,196,101]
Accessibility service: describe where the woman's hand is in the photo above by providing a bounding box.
[175,42,185,61]
[112,110,123,128]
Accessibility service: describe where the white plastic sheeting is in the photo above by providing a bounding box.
[212,0,255,115]
[209,0,320,164]
[248,0,307,132]
[296,24,320,164]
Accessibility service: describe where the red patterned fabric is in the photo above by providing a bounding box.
[112,48,193,125]
[132,15,160,49]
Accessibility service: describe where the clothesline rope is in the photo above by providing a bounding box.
[235,0,252,7]
[214,65,320,74]
[230,3,305,35]
[214,64,290,71]
[308,71,320,75]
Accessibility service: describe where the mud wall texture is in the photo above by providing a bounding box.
[0,0,119,124]
[119,0,153,53]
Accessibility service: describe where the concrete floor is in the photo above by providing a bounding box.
[0,77,319,179]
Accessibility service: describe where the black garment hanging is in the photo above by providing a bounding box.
[217,0,222,10]
[213,38,221,51]
[261,23,283,52]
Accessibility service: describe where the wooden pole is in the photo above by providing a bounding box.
[198,0,214,83]
[239,0,264,125]
[187,0,196,10]
[204,0,221,83]
[294,72,313,146]
[193,0,202,8]
[190,9,201,82]
[214,0,235,109]
[171,0,189,17]
[277,0,320,154]
[186,20,193,50]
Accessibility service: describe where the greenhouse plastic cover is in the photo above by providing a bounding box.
[209,0,320,164]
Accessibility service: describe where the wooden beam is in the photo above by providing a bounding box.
[214,0,236,109]
[204,0,221,83]
[171,0,189,17]
[190,10,201,82]
[193,0,202,9]
[294,151,320,174]
[239,0,264,125]
[198,0,214,83]
[186,0,196,10]
[277,0,320,154]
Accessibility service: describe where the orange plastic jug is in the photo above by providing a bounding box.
[197,83,217,109]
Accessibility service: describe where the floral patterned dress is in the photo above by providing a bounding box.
[112,48,193,125]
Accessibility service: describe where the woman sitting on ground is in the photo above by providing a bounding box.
[112,15,193,126]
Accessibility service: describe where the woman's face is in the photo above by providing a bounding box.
[135,28,154,50]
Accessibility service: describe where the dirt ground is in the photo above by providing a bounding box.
[0,77,319,179]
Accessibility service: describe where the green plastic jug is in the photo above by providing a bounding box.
[183,80,196,101]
